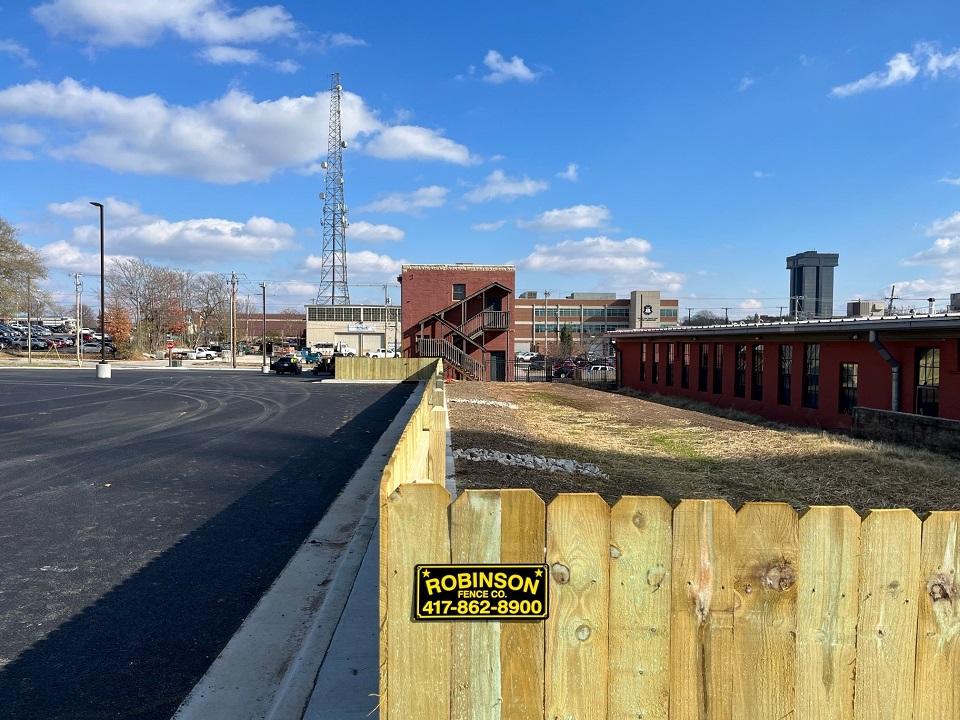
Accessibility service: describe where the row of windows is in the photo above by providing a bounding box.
[534,306,630,317]
[635,342,943,417]
[533,322,626,333]
[307,306,401,322]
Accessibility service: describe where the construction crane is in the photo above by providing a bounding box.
[886,284,900,315]
[315,72,350,305]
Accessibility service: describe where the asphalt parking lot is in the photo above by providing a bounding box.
[0,369,413,720]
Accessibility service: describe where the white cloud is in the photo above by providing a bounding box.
[359,185,448,214]
[556,163,578,182]
[348,220,405,243]
[32,0,297,47]
[752,169,774,179]
[304,250,405,276]
[463,169,548,203]
[321,32,366,49]
[890,210,960,297]
[365,125,476,165]
[738,76,755,92]
[36,240,136,273]
[198,44,299,73]
[939,176,960,186]
[518,204,610,232]
[0,123,44,145]
[482,50,540,84]
[471,220,506,232]
[0,78,475,182]
[0,39,36,67]
[517,235,685,290]
[829,43,960,98]
[49,196,296,262]
[740,298,763,310]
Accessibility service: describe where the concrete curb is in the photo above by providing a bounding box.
[172,382,425,720]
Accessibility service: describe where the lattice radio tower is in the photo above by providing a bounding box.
[315,72,350,305]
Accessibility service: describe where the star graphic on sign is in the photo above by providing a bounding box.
[422,569,431,578]
[535,568,542,577]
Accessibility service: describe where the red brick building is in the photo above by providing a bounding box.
[400,264,515,380]
[610,314,960,430]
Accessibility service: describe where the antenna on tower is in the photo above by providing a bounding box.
[316,72,350,305]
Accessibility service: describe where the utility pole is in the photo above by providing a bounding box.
[26,276,32,364]
[687,307,692,323]
[723,306,729,324]
[886,285,900,315]
[230,271,237,369]
[75,273,83,366]
[543,290,551,355]
[260,282,268,374]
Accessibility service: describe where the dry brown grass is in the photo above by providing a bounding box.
[446,381,960,513]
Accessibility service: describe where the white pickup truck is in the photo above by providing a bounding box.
[186,346,219,360]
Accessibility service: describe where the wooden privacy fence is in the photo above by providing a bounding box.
[379,364,960,719]
[335,356,439,381]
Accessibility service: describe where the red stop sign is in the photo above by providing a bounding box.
[166,340,175,349]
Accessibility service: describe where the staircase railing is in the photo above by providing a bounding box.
[416,338,484,380]
[459,310,509,338]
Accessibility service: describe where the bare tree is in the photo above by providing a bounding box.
[0,217,47,316]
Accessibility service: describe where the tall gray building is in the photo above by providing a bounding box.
[786,250,839,319]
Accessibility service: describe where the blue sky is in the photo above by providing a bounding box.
[2,1,960,316]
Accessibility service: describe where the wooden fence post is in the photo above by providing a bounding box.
[609,496,672,720]
[854,509,921,720]
[545,493,609,720]
[796,506,860,719]
[428,406,446,486]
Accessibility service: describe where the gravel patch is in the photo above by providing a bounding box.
[453,447,608,479]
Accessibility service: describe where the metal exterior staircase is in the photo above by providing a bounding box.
[417,338,484,380]
[458,310,509,339]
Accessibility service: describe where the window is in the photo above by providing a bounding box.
[698,343,709,391]
[778,345,792,406]
[639,343,647,381]
[652,343,660,384]
[916,347,941,416]
[751,344,764,401]
[713,343,723,394]
[681,343,691,389]
[734,344,747,397]
[660,307,679,318]
[839,362,858,414]
[803,344,820,409]
[666,343,675,386]
[452,284,466,300]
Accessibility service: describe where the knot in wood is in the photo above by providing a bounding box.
[760,561,796,592]
[929,572,954,603]
[551,562,571,584]
[632,512,646,529]
[609,545,622,559]
[575,624,591,641]
[646,565,666,591]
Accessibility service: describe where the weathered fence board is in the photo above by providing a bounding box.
[732,502,798,720]
[913,511,960,719]
[609,496,672,720]
[854,510,921,720]
[796,506,861,720]
[385,482,451,720]
[545,494,609,720]
[670,499,736,720]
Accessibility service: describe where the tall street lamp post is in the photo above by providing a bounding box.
[90,201,111,379]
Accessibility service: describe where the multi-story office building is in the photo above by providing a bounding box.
[304,304,401,355]
[514,290,679,354]
[786,250,839,319]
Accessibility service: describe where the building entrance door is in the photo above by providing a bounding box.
[488,351,506,381]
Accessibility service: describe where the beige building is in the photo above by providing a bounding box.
[305,304,401,355]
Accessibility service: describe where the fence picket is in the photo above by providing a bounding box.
[669,499,736,720]
[385,483,451,720]
[451,491,501,720]
[609,496,672,720]
[498,490,546,720]
[854,509,921,720]
[795,506,860,720]
[545,494,609,720]
[732,502,799,720]
[913,511,960,719]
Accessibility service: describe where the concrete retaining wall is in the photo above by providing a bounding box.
[852,407,960,457]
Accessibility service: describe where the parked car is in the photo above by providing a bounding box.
[297,349,322,363]
[515,351,537,362]
[271,356,302,375]
[13,337,49,351]
[187,347,218,360]
[366,348,398,358]
[582,365,615,380]
[81,342,115,354]
[552,359,580,378]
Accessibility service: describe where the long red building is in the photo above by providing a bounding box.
[610,314,960,430]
